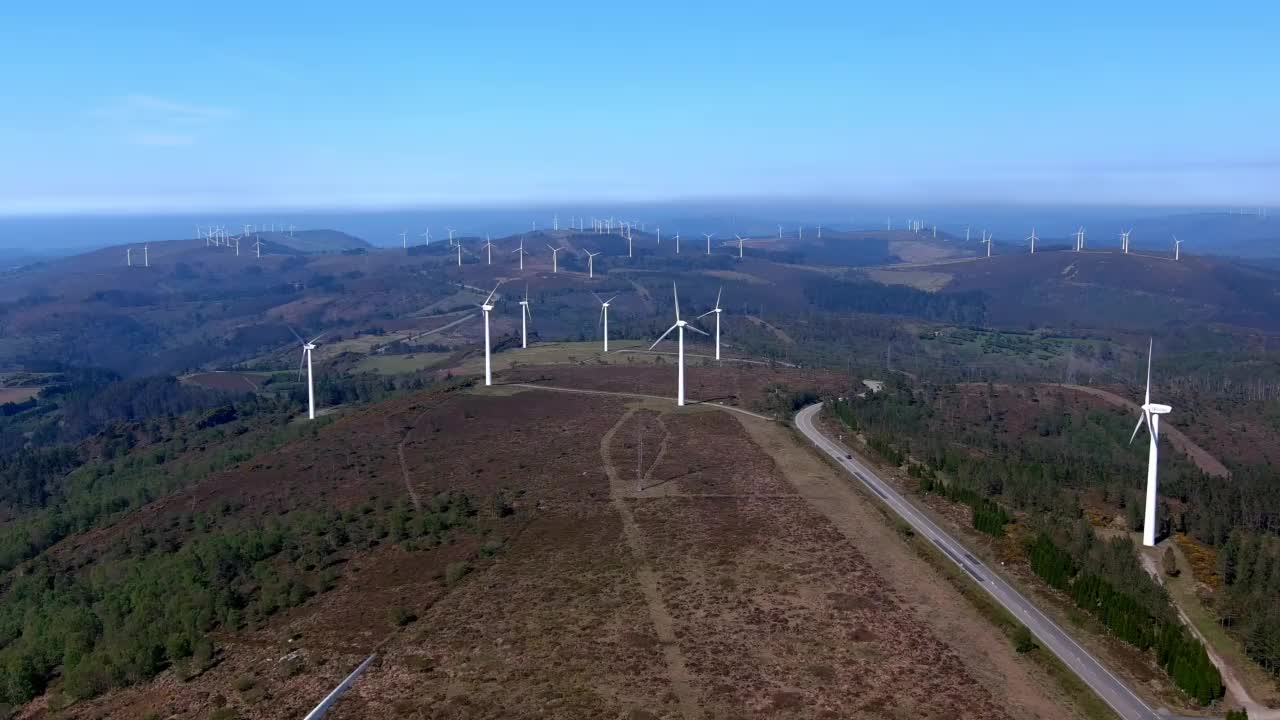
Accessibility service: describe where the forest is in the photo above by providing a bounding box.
[830,383,1231,705]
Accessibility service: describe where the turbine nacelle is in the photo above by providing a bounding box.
[1144,403,1172,415]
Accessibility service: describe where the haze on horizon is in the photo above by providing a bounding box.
[4,2,1278,216]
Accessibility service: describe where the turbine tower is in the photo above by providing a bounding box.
[650,284,708,407]
[735,234,745,259]
[479,283,501,387]
[399,230,407,250]
[1129,340,1172,547]
[292,330,325,420]
[778,224,783,240]
[983,231,993,258]
[512,238,527,270]
[703,232,714,255]
[126,247,132,267]
[144,244,150,267]
[547,244,562,273]
[586,250,601,278]
[456,243,463,267]
[1026,228,1039,254]
[1173,236,1183,261]
[594,293,618,352]
[518,285,532,348]
[482,236,495,265]
[421,229,430,246]
[674,233,681,254]
[1120,229,1132,254]
[697,287,724,361]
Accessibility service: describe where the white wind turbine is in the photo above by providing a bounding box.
[144,244,150,267]
[479,283,502,386]
[1120,229,1132,254]
[586,250,601,278]
[650,283,708,407]
[594,292,618,352]
[253,236,263,259]
[517,285,532,348]
[735,234,745,259]
[1026,228,1039,254]
[512,238,527,270]
[482,236,495,265]
[126,247,133,267]
[291,329,325,420]
[778,224,783,239]
[1173,235,1183,261]
[628,229,633,258]
[1129,339,1172,547]
[965,226,971,242]
[674,233,681,254]
[399,231,407,249]
[456,242,464,267]
[547,244,562,273]
[656,226,662,246]
[421,229,430,246]
[703,233,714,255]
[983,231,993,257]
[697,286,724,361]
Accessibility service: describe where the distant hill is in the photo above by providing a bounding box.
[871,249,1280,331]
[254,229,371,254]
[1122,212,1279,258]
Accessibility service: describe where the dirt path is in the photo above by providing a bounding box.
[639,413,672,490]
[391,407,441,510]
[600,409,704,720]
[1140,544,1280,718]
[507,382,773,421]
[627,278,654,312]
[745,314,794,344]
[1051,383,1230,477]
[734,414,1089,720]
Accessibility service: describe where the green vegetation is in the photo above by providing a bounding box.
[831,385,1226,705]
[0,492,479,706]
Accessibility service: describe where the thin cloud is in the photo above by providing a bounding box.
[91,94,235,147]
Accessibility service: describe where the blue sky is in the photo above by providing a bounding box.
[3,2,1277,214]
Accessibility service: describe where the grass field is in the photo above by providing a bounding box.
[354,352,452,375]
[453,340,647,375]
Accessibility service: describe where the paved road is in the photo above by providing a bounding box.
[795,403,1164,720]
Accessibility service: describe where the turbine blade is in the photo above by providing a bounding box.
[715,286,722,309]
[297,350,306,380]
[592,292,604,304]
[308,332,326,344]
[1128,412,1149,445]
[673,283,680,322]
[287,326,304,344]
[605,295,617,304]
[1145,338,1153,405]
[650,324,677,350]
[697,309,715,319]
[686,324,710,336]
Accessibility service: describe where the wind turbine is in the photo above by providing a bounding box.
[479,283,501,386]
[546,244,562,273]
[456,242,464,267]
[656,227,662,246]
[817,224,822,239]
[482,236,495,265]
[1120,229,1132,254]
[400,231,407,249]
[126,247,132,267]
[594,292,618,352]
[674,233,681,254]
[778,224,783,240]
[965,226,971,242]
[420,229,430,246]
[735,234,745,259]
[144,244,150,267]
[650,283,708,407]
[447,228,456,246]
[512,238,527,270]
[1129,339,1172,547]
[697,287,724,361]
[1026,228,1039,254]
[628,229,633,258]
[1173,235,1183,261]
[518,285,532,348]
[253,236,263,259]
[703,232,714,255]
[586,250,601,278]
[983,232,993,258]
[292,329,325,420]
